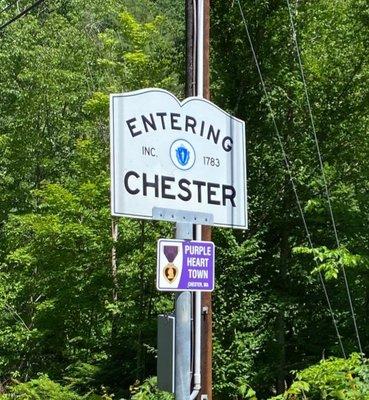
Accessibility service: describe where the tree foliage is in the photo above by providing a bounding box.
[270,353,369,400]
[0,0,369,399]
[211,0,369,397]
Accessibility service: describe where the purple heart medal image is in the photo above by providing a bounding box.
[157,239,215,292]
[163,245,180,283]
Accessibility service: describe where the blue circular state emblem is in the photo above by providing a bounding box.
[170,139,196,170]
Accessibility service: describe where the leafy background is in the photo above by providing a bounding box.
[0,0,369,399]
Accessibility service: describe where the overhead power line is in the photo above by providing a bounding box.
[236,0,346,358]
[285,0,363,356]
[0,0,45,32]
[0,0,20,15]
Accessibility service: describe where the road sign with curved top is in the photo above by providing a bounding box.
[110,88,247,229]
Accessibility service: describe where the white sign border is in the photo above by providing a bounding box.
[110,88,248,229]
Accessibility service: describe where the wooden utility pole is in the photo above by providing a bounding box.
[201,1,212,399]
[203,0,210,99]
[185,0,195,98]
[186,1,212,398]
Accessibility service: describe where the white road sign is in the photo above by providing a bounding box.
[110,88,247,229]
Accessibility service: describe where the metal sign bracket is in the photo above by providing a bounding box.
[153,207,214,225]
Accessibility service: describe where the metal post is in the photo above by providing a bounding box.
[190,225,203,400]
[175,223,192,400]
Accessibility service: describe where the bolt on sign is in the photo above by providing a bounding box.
[110,88,247,229]
[157,239,215,292]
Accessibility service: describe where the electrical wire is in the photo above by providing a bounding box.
[0,0,20,15]
[236,0,346,358]
[0,0,45,32]
[285,0,363,356]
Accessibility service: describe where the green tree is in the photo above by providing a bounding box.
[0,0,183,397]
[269,353,369,400]
[211,0,369,397]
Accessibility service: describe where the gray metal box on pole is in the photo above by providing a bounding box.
[157,314,175,393]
